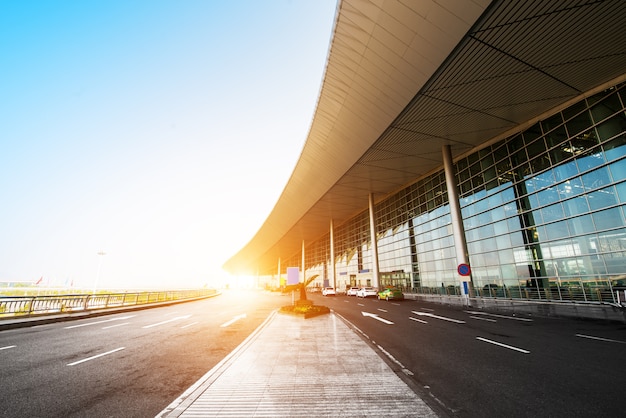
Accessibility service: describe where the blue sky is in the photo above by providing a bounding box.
[0,0,337,289]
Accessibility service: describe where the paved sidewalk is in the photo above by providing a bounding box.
[156,310,439,417]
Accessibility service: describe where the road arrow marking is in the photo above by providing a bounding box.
[143,315,192,329]
[362,311,394,324]
[220,313,247,328]
[411,311,465,324]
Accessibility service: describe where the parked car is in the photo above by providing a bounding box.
[377,287,404,301]
[356,287,377,298]
[346,287,360,296]
[322,287,336,296]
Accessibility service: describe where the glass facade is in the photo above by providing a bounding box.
[277,82,626,304]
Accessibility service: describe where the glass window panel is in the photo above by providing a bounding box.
[592,207,624,230]
[616,181,626,203]
[537,187,560,206]
[562,101,589,122]
[478,223,495,239]
[608,159,626,184]
[511,147,527,167]
[535,168,556,189]
[549,143,571,165]
[576,147,605,172]
[496,234,511,249]
[566,108,593,137]
[596,114,626,144]
[542,113,564,134]
[541,203,565,223]
[581,166,612,191]
[590,90,622,122]
[493,219,509,235]
[544,220,569,240]
[526,138,547,160]
[553,160,579,181]
[507,217,521,232]
[510,231,525,247]
[567,214,595,235]
[530,154,552,172]
[480,153,495,170]
[557,177,585,199]
[587,186,618,211]
[523,123,543,143]
[544,125,568,150]
[501,263,518,280]
[603,132,626,162]
[562,195,589,217]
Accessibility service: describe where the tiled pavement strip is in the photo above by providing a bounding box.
[157,310,439,418]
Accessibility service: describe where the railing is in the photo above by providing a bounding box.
[0,289,217,318]
[412,284,625,306]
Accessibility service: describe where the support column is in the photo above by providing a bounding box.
[330,219,336,289]
[368,193,380,289]
[442,145,472,300]
[277,257,281,289]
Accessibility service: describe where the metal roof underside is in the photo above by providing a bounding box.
[223,0,626,275]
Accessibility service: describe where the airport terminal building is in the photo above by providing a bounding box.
[224,1,626,314]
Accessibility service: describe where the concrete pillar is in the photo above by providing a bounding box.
[330,219,335,289]
[368,193,380,288]
[301,240,305,285]
[442,145,472,299]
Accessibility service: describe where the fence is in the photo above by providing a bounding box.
[0,289,217,318]
[412,283,626,306]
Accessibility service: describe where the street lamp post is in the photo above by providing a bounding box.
[93,251,106,295]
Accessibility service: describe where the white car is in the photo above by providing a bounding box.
[322,287,336,296]
[346,287,360,296]
[356,287,378,298]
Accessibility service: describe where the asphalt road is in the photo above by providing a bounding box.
[309,292,626,418]
[0,290,287,418]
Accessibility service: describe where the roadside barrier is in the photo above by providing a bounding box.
[0,289,217,319]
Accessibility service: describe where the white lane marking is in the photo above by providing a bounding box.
[64,315,136,329]
[465,311,533,322]
[476,337,530,353]
[409,317,428,324]
[143,315,191,329]
[411,311,465,324]
[376,343,414,376]
[391,302,401,306]
[576,334,626,344]
[377,308,388,313]
[470,316,497,322]
[362,311,394,325]
[1,345,16,350]
[67,347,125,366]
[420,307,435,311]
[220,314,247,328]
[182,321,198,329]
[102,323,130,330]
[357,303,364,306]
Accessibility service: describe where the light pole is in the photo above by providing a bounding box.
[93,251,106,295]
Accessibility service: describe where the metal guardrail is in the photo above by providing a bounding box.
[413,285,626,306]
[0,289,217,318]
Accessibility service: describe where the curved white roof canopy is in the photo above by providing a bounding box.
[223,0,626,275]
